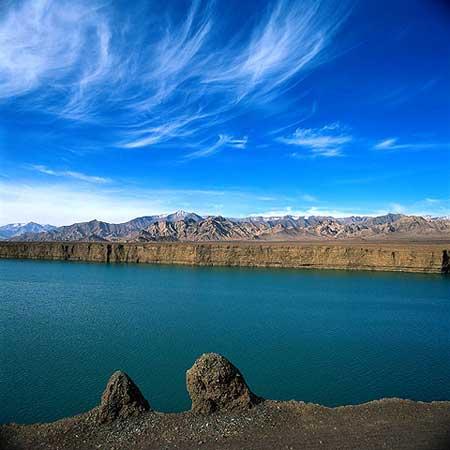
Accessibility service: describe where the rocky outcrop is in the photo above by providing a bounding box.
[2,353,450,449]
[186,353,261,414]
[97,371,150,423]
[0,241,449,273]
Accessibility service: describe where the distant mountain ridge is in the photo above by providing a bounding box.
[0,222,56,240]
[5,211,450,242]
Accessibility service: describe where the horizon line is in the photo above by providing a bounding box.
[1,210,449,228]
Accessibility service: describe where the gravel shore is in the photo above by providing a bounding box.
[2,398,450,450]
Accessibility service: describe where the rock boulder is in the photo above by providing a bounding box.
[186,353,261,414]
[97,371,150,423]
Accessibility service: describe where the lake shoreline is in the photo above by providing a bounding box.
[2,352,450,450]
[1,241,449,273]
[3,400,450,450]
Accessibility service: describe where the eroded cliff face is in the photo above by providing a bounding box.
[0,241,448,273]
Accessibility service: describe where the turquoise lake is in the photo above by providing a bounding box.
[1,259,449,424]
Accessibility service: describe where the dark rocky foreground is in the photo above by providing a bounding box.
[2,353,450,450]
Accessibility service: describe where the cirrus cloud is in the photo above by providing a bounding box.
[0,0,351,152]
[278,122,353,157]
[373,137,450,151]
[29,164,111,184]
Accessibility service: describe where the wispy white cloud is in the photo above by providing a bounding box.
[0,0,351,151]
[0,181,163,225]
[252,199,450,219]
[251,206,371,218]
[374,137,450,151]
[30,165,111,184]
[388,202,406,214]
[0,180,293,225]
[185,134,248,159]
[1,179,448,225]
[121,113,210,149]
[383,199,450,217]
[372,78,439,108]
[201,1,349,104]
[301,194,318,202]
[374,138,398,150]
[0,0,116,114]
[278,122,352,157]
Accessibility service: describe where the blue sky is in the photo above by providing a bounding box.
[0,0,449,225]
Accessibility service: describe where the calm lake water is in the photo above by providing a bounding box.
[1,259,449,424]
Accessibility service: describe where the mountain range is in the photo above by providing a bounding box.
[0,222,56,240]
[4,211,450,242]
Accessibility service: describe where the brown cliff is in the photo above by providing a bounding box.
[0,241,449,273]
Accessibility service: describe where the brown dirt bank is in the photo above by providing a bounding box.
[3,399,450,450]
[0,241,449,273]
[2,353,450,450]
